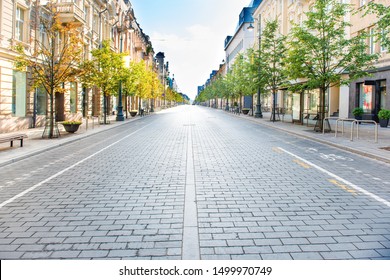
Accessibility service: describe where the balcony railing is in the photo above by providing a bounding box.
[56,3,85,24]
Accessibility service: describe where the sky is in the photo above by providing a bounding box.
[130,0,252,100]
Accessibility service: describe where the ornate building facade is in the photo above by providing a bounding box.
[0,0,155,133]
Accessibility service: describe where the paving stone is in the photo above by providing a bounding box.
[319,250,354,259]
[348,250,382,259]
[1,106,390,261]
[291,252,323,260]
[51,250,81,259]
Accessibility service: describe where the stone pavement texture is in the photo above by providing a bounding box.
[0,108,389,167]
[0,106,389,260]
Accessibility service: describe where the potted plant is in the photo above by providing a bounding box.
[353,107,364,120]
[130,110,138,117]
[62,121,82,133]
[242,108,250,115]
[378,109,390,128]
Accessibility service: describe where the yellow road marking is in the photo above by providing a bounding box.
[328,179,358,195]
[293,159,311,169]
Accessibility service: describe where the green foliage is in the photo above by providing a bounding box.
[378,109,390,120]
[258,19,289,95]
[366,2,390,51]
[352,107,364,117]
[286,0,377,90]
[286,0,378,130]
[82,40,125,97]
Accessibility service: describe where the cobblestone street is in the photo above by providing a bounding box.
[0,106,389,260]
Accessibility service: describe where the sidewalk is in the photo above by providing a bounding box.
[0,115,145,167]
[228,110,390,164]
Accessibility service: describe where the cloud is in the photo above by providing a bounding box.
[151,24,225,99]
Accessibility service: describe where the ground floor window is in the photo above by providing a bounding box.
[380,80,386,110]
[358,83,373,113]
[70,82,77,113]
[12,71,26,116]
[36,87,47,115]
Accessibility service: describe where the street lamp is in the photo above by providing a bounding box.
[115,13,131,122]
[248,16,263,119]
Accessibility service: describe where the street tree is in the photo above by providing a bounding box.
[260,19,288,122]
[14,4,83,138]
[81,40,125,124]
[229,53,254,111]
[286,0,378,131]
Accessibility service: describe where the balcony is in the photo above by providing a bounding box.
[56,3,85,25]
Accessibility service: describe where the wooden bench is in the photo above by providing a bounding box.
[0,134,28,147]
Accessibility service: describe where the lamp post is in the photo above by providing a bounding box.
[116,14,131,122]
[248,16,263,119]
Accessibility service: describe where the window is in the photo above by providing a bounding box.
[358,83,373,113]
[15,7,25,42]
[70,82,77,113]
[93,14,99,33]
[39,22,49,49]
[381,29,388,53]
[12,71,27,116]
[380,80,386,110]
[360,0,366,7]
[369,27,375,54]
[36,87,47,115]
[84,6,90,27]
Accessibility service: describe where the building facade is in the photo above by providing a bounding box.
[252,0,389,123]
[0,0,156,133]
[349,0,390,121]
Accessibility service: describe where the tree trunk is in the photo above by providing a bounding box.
[316,86,326,132]
[103,94,107,124]
[272,90,277,122]
[49,92,54,139]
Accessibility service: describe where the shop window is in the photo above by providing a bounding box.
[358,83,373,113]
[12,71,27,116]
[70,82,77,113]
[380,80,386,110]
[36,87,47,115]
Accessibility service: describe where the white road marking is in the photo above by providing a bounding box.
[182,113,200,260]
[278,147,390,208]
[0,123,152,209]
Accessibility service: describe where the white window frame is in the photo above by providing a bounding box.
[380,29,388,53]
[15,6,26,42]
[369,27,375,54]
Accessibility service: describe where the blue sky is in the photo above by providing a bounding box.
[130,0,251,100]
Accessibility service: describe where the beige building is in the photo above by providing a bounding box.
[349,0,389,121]
[252,0,389,123]
[0,0,156,133]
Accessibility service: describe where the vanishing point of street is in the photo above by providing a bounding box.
[0,106,389,260]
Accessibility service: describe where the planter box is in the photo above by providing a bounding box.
[379,119,389,128]
[130,111,137,117]
[242,109,250,115]
[63,124,80,133]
